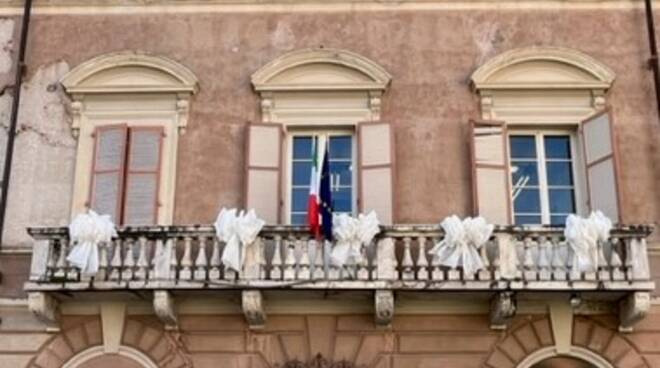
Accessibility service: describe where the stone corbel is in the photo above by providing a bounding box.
[176,95,191,135]
[68,99,83,138]
[374,290,394,327]
[368,91,382,121]
[242,290,266,329]
[28,292,60,332]
[490,292,516,330]
[619,292,650,332]
[259,92,274,123]
[153,290,178,330]
[479,91,494,120]
[591,89,607,110]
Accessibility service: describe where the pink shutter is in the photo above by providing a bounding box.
[245,123,283,224]
[358,121,395,224]
[469,119,512,224]
[123,127,163,225]
[581,109,622,222]
[89,125,128,223]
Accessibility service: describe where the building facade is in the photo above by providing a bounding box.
[0,1,659,367]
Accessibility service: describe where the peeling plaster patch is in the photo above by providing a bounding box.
[472,20,504,65]
[271,21,295,51]
[0,19,14,75]
[3,60,75,248]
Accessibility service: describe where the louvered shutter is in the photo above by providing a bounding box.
[90,125,128,223]
[245,123,283,224]
[581,109,622,222]
[358,121,395,224]
[469,119,512,224]
[123,127,163,225]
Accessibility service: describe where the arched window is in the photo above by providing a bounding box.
[469,47,620,225]
[61,52,198,225]
[248,48,394,224]
[63,346,158,368]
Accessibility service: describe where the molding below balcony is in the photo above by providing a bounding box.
[242,290,266,329]
[490,292,516,329]
[27,292,60,332]
[374,290,394,327]
[153,290,178,330]
[619,292,651,332]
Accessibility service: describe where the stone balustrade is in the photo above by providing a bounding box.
[25,224,654,292]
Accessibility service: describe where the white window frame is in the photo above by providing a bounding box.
[285,128,357,225]
[508,128,585,225]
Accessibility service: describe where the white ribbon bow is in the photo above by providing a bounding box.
[66,210,117,275]
[428,215,494,275]
[564,211,612,272]
[214,208,266,272]
[330,211,380,267]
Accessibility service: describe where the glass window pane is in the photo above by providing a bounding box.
[513,188,541,213]
[332,188,352,212]
[544,136,572,159]
[546,162,574,186]
[549,189,575,213]
[292,188,309,212]
[551,215,568,226]
[515,215,542,225]
[509,136,537,159]
[291,214,307,225]
[511,161,539,187]
[292,161,311,186]
[330,162,352,186]
[293,136,313,159]
[329,136,352,159]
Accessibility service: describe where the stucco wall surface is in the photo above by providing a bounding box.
[0,8,657,248]
[2,311,659,368]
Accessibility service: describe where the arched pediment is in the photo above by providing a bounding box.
[251,48,391,91]
[61,52,199,94]
[471,47,615,90]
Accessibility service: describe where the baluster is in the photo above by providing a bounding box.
[597,238,610,281]
[416,236,429,280]
[270,235,283,280]
[122,238,136,281]
[258,237,267,279]
[179,236,193,280]
[401,237,415,280]
[94,242,112,281]
[357,244,369,280]
[298,237,311,280]
[134,237,149,280]
[209,238,221,280]
[65,237,80,281]
[169,238,180,280]
[624,237,634,281]
[53,238,67,279]
[551,236,567,281]
[109,239,123,281]
[328,239,340,280]
[376,237,397,280]
[312,239,325,280]
[537,236,551,281]
[523,236,537,281]
[283,237,297,280]
[630,236,651,280]
[478,238,491,281]
[46,238,58,278]
[194,236,208,281]
[610,237,625,281]
[429,236,444,281]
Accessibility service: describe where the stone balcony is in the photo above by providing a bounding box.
[24,224,654,331]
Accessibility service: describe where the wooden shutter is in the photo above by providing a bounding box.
[245,123,283,224]
[358,121,395,224]
[123,127,163,225]
[581,109,622,222]
[469,119,512,224]
[90,125,128,223]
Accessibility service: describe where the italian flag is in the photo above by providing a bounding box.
[307,135,327,238]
